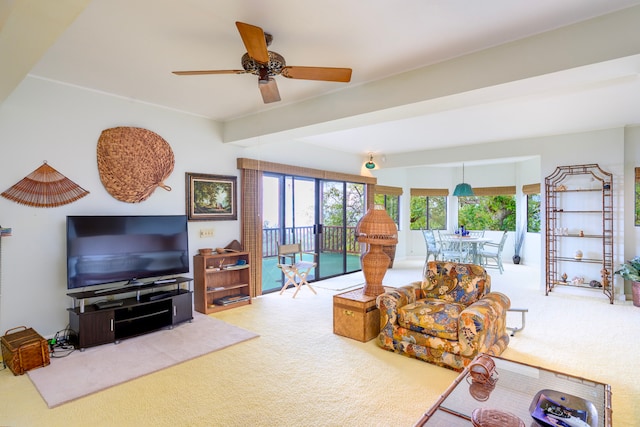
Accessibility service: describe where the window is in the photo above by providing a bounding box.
[457,186,517,231]
[457,195,516,231]
[374,185,402,229]
[426,196,447,230]
[527,194,541,232]
[523,183,541,233]
[409,188,449,230]
[374,193,400,229]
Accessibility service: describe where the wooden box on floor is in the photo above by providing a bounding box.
[1,326,50,375]
[333,287,385,342]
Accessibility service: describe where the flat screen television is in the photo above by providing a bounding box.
[66,215,189,289]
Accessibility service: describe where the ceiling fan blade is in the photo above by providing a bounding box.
[281,66,352,82]
[236,21,269,64]
[172,69,247,76]
[258,78,281,103]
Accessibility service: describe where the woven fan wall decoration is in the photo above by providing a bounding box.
[1,161,89,207]
[97,127,174,203]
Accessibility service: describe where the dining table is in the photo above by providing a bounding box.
[440,234,493,264]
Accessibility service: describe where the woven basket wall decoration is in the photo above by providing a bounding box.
[97,127,174,203]
[1,161,89,207]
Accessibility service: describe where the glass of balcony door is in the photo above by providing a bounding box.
[317,180,364,279]
[261,174,363,292]
[261,174,317,293]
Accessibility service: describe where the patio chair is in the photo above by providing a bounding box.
[479,230,508,274]
[277,243,318,298]
[421,229,441,262]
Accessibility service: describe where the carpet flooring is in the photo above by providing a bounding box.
[1,260,639,426]
[26,313,258,408]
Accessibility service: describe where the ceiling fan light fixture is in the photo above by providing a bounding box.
[365,154,376,170]
[258,67,270,84]
[173,21,352,104]
[242,52,286,76]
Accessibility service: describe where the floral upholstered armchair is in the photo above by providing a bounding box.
[376,261,510,371]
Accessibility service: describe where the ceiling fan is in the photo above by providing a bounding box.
[172,21,352,104]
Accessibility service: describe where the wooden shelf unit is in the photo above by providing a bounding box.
[193,252,252,314]
[545,164,614,303]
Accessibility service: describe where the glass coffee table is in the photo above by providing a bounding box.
[415,355,612,427]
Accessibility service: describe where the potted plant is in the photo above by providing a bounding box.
[614,257,640,307]
[513,229,524,264]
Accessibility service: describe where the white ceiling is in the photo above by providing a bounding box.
[5,0,640,158]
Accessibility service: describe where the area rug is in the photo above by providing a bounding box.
[313,281,363,291]
[27,313,258,408]
[312,271,365,291]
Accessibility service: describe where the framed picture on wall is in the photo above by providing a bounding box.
[636,167,640,226]
[186,173,237,221]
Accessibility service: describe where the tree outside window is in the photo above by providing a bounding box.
[323,182,365,227]
[527,193,541,232]
[410,196,447,230]
[457,195,516,231]
[375,193,400,229]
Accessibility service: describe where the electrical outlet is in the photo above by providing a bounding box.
[200,228,214,238]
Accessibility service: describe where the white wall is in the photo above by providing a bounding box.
[536,129,625,300]
[375,128,631,301]
[375,159,539,262]
[1,76,637,337]
[0,77,234,336]
[0,77,364,337]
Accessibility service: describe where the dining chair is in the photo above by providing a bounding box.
[479,230,509,274]
[421,229,441,262]
[438,231,470,263]
[468,230,487,253]
[468,230,485,238]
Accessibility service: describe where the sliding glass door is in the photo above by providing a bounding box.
[261,174,364,293]
[262,174,316,293]
[317,180,364,279]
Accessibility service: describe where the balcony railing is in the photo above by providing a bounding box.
[263,226,360,257]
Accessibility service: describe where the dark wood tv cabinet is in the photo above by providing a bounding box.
[67,277,193,349]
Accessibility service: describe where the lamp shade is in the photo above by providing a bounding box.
[365,154,376,169]
[453,182,474,196]
[355,205,398,245]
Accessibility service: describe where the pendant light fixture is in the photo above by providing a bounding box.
[365,153,376,170]
[453,163,474,196]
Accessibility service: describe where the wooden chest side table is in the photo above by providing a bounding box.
[333,287,389,342]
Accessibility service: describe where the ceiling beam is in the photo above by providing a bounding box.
[222,4,640,145]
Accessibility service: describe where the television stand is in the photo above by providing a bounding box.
[67,277,193,350]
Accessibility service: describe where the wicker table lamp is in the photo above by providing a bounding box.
[355,205,398,297]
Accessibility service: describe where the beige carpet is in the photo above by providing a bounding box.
[1,260,639,426]
[26,313,258,408]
